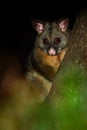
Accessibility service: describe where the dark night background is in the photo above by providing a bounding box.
[1,1,87,65]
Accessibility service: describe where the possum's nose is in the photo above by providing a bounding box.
[48,48,56,55]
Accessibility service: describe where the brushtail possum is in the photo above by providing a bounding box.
[0,18,70,106]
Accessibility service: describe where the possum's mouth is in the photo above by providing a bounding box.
[38,46,63,56]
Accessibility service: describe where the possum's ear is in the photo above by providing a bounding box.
[57,18,69,32]
[32,19,45,34]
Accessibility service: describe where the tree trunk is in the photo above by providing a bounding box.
[46,8,87,104]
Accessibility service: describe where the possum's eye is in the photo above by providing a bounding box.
[54,37,61,44]
[43,38,49,44]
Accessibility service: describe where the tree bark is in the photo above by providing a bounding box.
[46,8,87,104]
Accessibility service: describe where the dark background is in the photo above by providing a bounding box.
[1,1,87,64]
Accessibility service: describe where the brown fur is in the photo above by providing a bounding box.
[0,49,67,107]
[0,18,70,107]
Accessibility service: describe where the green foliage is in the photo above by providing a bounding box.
[53,64,87,130]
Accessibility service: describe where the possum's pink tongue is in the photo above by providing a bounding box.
[48,48,56,55]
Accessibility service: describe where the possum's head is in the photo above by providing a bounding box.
[32,18,69,56]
